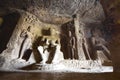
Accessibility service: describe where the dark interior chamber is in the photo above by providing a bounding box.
[0,12,20,53]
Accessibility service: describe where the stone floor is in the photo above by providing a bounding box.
[0,72,120,80]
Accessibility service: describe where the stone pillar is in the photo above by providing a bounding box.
[74,14,86,60]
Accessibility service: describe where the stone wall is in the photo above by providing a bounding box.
[0,0,113,71]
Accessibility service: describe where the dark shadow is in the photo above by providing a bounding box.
[82,43,90,60]
[22,49,32,61]
[18,35,28,58]
[0,12,20,53]
[95,46,111,60]
[20,63,37,70]
[87,38,97,60]
[46,43,56,64]
[60,21,78,59]
[42,28,51,36]
[60,22,71,59]
[32,36,44,63]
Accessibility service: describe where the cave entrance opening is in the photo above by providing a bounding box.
[0,12,20,53]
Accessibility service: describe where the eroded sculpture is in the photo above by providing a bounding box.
[0,0,112,72]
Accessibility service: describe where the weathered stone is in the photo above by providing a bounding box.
[0,0,113,72]
[0,56,5,67]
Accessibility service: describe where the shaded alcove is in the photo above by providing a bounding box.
[84,22,112,62]
[60,21,78,59]
[60,20,112,62]
[0,12,20,53]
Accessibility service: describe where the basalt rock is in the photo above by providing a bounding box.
[0,0,112,72]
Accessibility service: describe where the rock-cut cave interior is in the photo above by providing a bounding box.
[0,0,115,73]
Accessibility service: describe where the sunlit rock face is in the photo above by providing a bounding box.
[0,0,113,72]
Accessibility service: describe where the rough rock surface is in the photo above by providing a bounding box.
[0,0,113,72]
[0,0,105,23]
[100,0,120,72]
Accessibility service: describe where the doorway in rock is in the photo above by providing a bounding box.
[0,12,20,53]
[60,21,78,59]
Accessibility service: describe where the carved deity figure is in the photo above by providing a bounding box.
[37,38,64,64]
